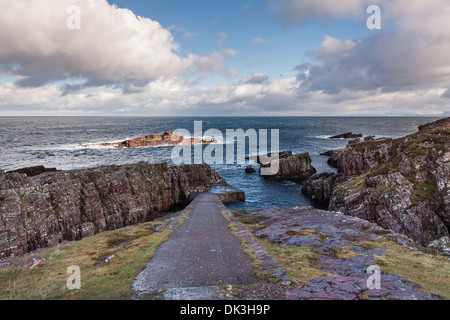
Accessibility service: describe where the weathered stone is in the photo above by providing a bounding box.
[348,138,361,145]
[326,117,450,246]
[95,131,216,148]
[260,152,316,181]
[330,132,363,139]
[0,162,225,258]
[7,166,58,177]
[427,237,450,258]
[19,256,45,269]
[301,173,346,206]
[233,206,442,300]
[209,184,245,203]
[245,166,256,174]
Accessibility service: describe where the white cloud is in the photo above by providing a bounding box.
[249,37,271,46]
[292,0,450,96]
[0,0,196,87]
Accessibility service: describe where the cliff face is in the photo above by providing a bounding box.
[0,162,225,258]
[324,118,450,246]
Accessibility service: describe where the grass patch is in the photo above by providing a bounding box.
[287,228,320,238]
[360,239,450,300]
[0,215,187,300]
[328,246,360,260]
[238,216,268,225]
[259,241,334,286]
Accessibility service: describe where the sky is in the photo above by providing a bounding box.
[0,0,449,116]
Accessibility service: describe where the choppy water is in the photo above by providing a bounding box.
[0,117,438,210]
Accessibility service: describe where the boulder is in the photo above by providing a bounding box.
[245,166,256,174]
[260,152,316,181]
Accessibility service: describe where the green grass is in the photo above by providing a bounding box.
[362,239,450,300]
[260,241,334,286]
[0,214,188,300]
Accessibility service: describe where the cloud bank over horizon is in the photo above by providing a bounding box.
[0,0,449,117]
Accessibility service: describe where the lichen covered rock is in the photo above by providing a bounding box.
[327,118,450,246]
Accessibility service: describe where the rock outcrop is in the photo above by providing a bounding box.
[330,132,363,139]
[232,206,447,300]
[301,173,346,206]
[306,118,449,247]
[95,131,216,148]
[0,162,225,258]
[259,152,317,181]
[7,166,58,177]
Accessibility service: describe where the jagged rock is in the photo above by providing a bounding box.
[94,131,216,148]
[427,237,450,258]
[330,132,363,139]
[0,162,225,258]
[259,152,316,181]
[301,173,346,206]
[320,150,341,168]
[7,166,58,177]
[327,117,450,246]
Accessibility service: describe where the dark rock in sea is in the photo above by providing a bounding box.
[7,165,58,177]
[96,131,216,148]
[330,132,363,139]
[259,152,316,181]
[0,162,225,258]
[301,173,346,206]
[327,117,450,246]
[245,166,256,174]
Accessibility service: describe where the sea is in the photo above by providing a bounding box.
[0,117,439,211]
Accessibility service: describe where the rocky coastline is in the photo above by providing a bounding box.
[301,117,450,251]
[0,162,225,258]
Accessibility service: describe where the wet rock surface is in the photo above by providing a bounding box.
[0,162,225,258]
[232,206,446,300]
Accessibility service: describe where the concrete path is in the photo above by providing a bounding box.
[133,193,260,299]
